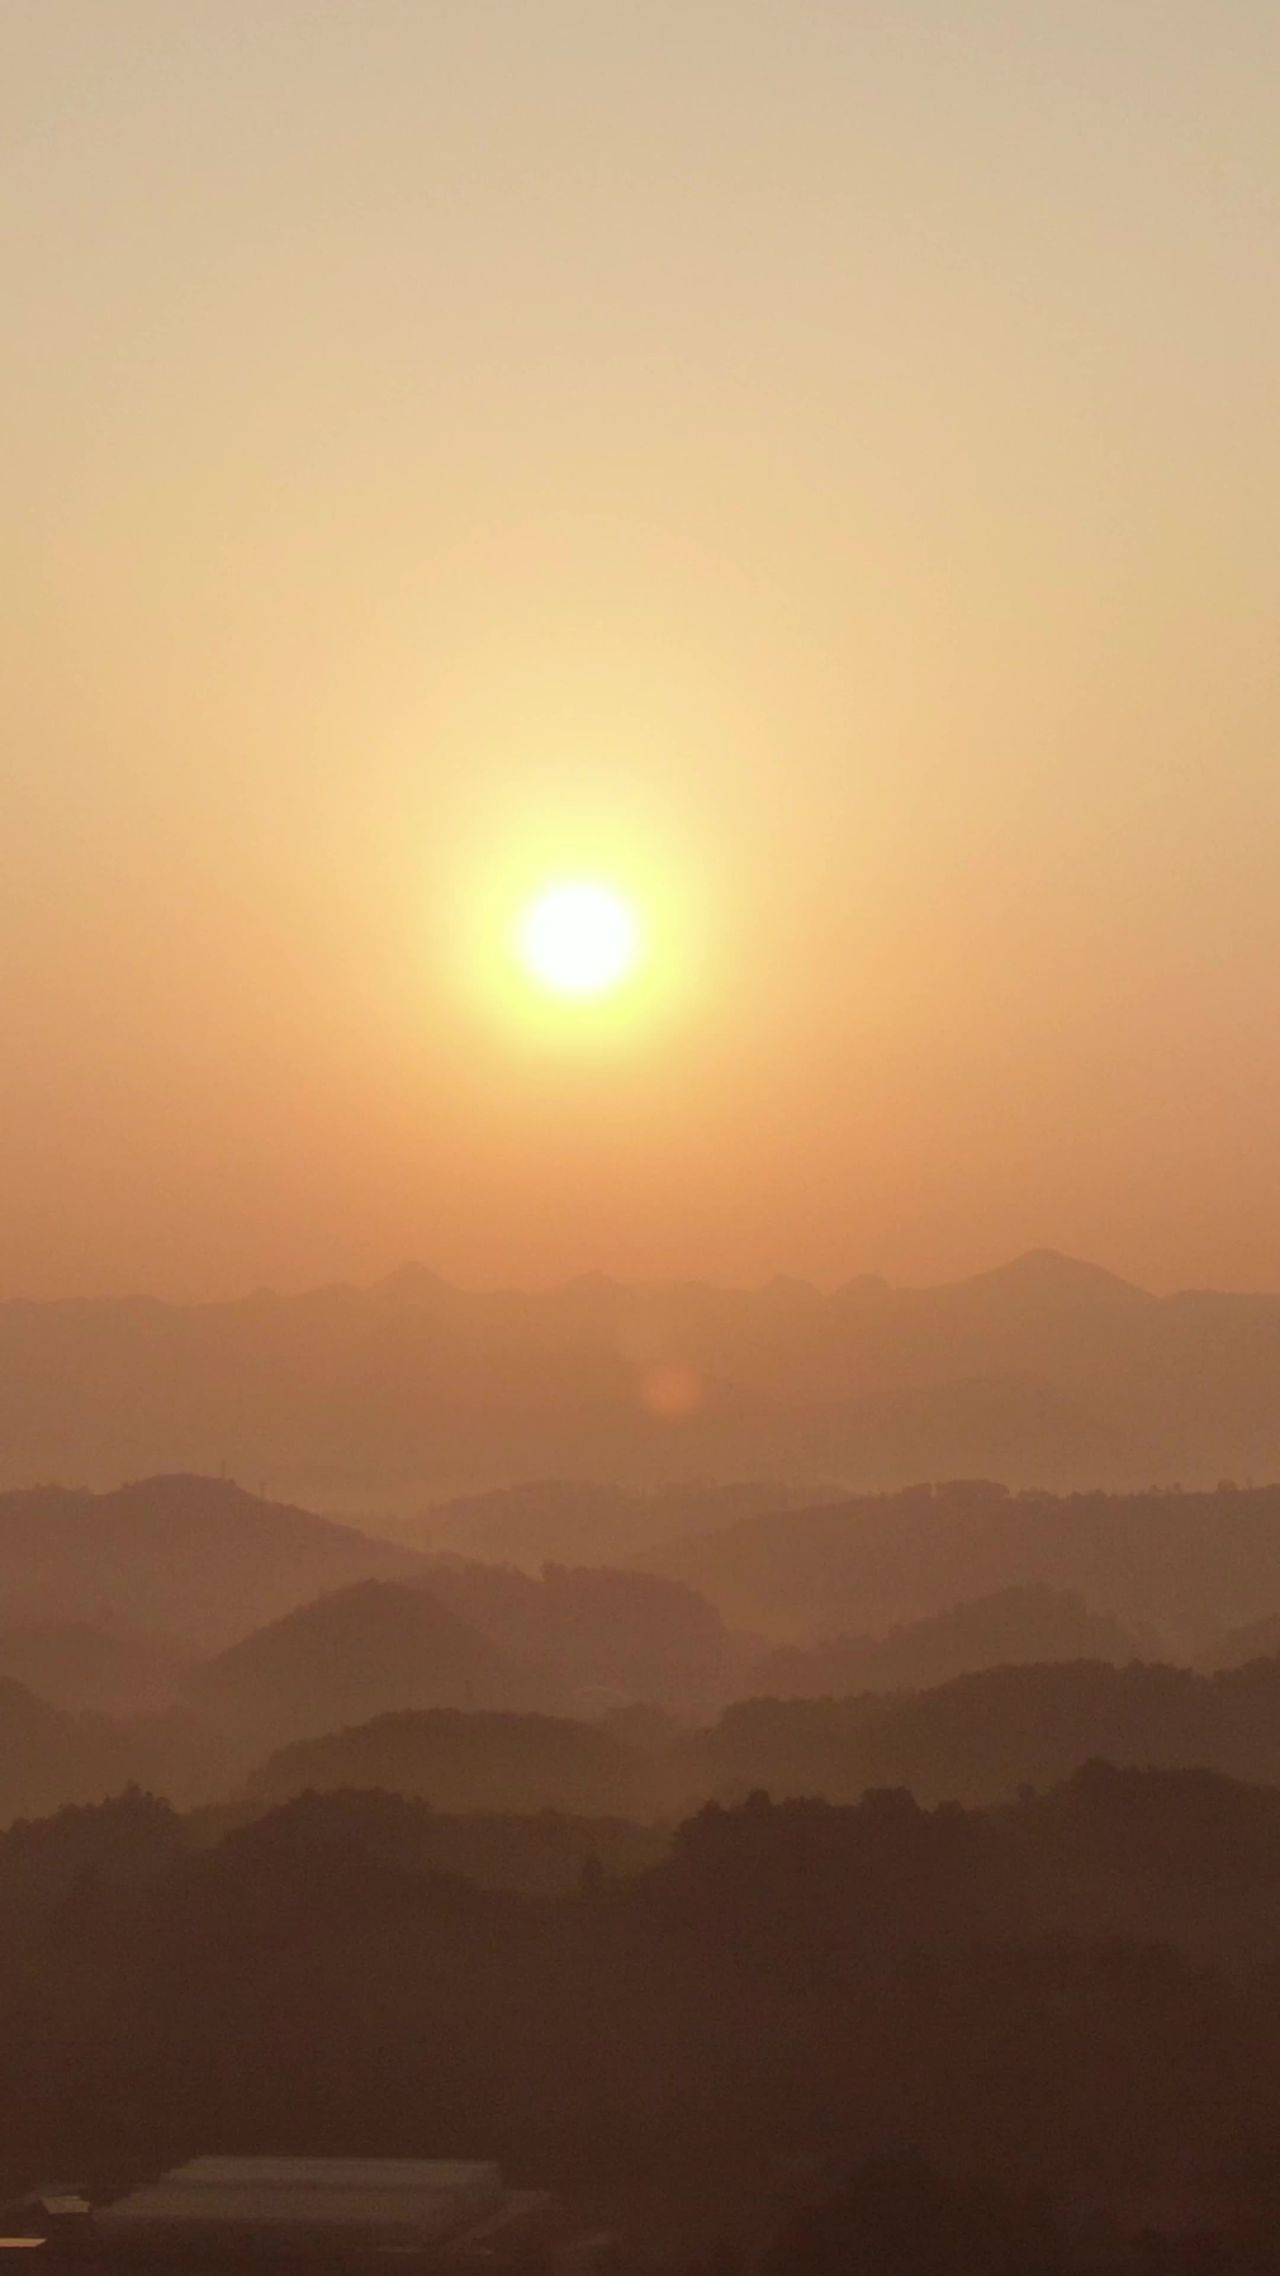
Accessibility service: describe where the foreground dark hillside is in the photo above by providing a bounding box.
[6,1769,1280,2216]
[189,1789,668,1895]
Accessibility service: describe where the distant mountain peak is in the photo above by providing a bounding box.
[962,1248,1149,1300]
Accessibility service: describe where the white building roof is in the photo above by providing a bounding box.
[95,2159,505,2246]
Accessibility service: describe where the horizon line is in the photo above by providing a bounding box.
[3,1245,1267,1311]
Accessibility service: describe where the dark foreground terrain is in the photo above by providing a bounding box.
[10,1470,1280,2271]
[7,1766,1280,2225]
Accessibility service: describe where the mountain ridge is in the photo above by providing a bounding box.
[3,1253,1280,1500]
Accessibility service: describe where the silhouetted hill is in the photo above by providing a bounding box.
[1199,1613,1280,1671]
[419,1556,748,1712]
[658,1757,1280,1971]
[247,1705,642,1816]
[638,1480,1280,1649]
[0,1788,185,1912]
[183,1581,558,1752]
[189,1786,666,1896]
[12,1771,1280,2204]
[762,2155,1063,2276]
[748,1586,1145,1698]
[0,1679,236,1825]
[674,1654,1280,1808]
[0,1473,743,1715]
[0,1680,241,1828]
[0,1474,427,1648]
[0,1677,120,1821]
[15,1250,1280,1498]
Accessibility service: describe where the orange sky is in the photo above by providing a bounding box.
[4,1,1280,1299]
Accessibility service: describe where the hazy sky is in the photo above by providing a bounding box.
[4,1,1279,1298]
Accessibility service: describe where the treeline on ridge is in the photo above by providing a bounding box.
[8,1766,1280,2206]
[20,1650,1280,1829]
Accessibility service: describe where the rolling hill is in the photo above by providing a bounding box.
[418,1555,748,1713]
[247,1705,642,1816]
[9,1248,1280,1500]
[673,1653,1280,1809]
[183,1580,559,1751]
[0,1474,427,1649]
[637,1479,1280,1650]
[747,1585,1145,1698]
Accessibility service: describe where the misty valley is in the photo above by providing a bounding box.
[9,1449,1280,2272]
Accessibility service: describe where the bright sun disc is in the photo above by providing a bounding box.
[517,880,642,999]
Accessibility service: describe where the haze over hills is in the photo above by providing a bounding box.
[0,1475,428,1650]
[9,1249,1280,1502]
[419,1556,747,1714]
[674,1657,1280,1810]
[15,1465,1280,1840]
[637,1479,1280,1651]
[8,0,1278,2231]
[247,1706,643,1818]
[12,1467,1280,1829]
[0,1621,187,1716]
[29,1636,1280,1833]
[8,1469,1280,1691]
[0,1473,754,1717]
[412,1478,813,1570]
[182,1581,562,1754]
[195,1652,1280,1823]
[747,1586,1146,1700]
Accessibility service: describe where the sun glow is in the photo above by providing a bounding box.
[516,880,643,1000]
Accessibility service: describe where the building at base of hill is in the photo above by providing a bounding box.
[41,2158,616,2276]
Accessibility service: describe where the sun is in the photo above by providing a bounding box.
[516,879,643,1000]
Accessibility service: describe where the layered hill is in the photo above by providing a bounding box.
[748,1585,1144,1698]
[0,1474,427,1648]
[419,1555,748,1713]
[1199,1611,1280,1672]
[0,1474,752,1721]
[183,1580,559,1751]
[10,1248,1280,1497]
[673,1654,1280,1809]
[416,1478,807,1569]
[638,1478,1280,1650]
[0,1676,121,1821]
[248,1706,642,1816]
[236,1650,1280,1821]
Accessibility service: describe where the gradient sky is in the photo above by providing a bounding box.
[4,1,1279,1299]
